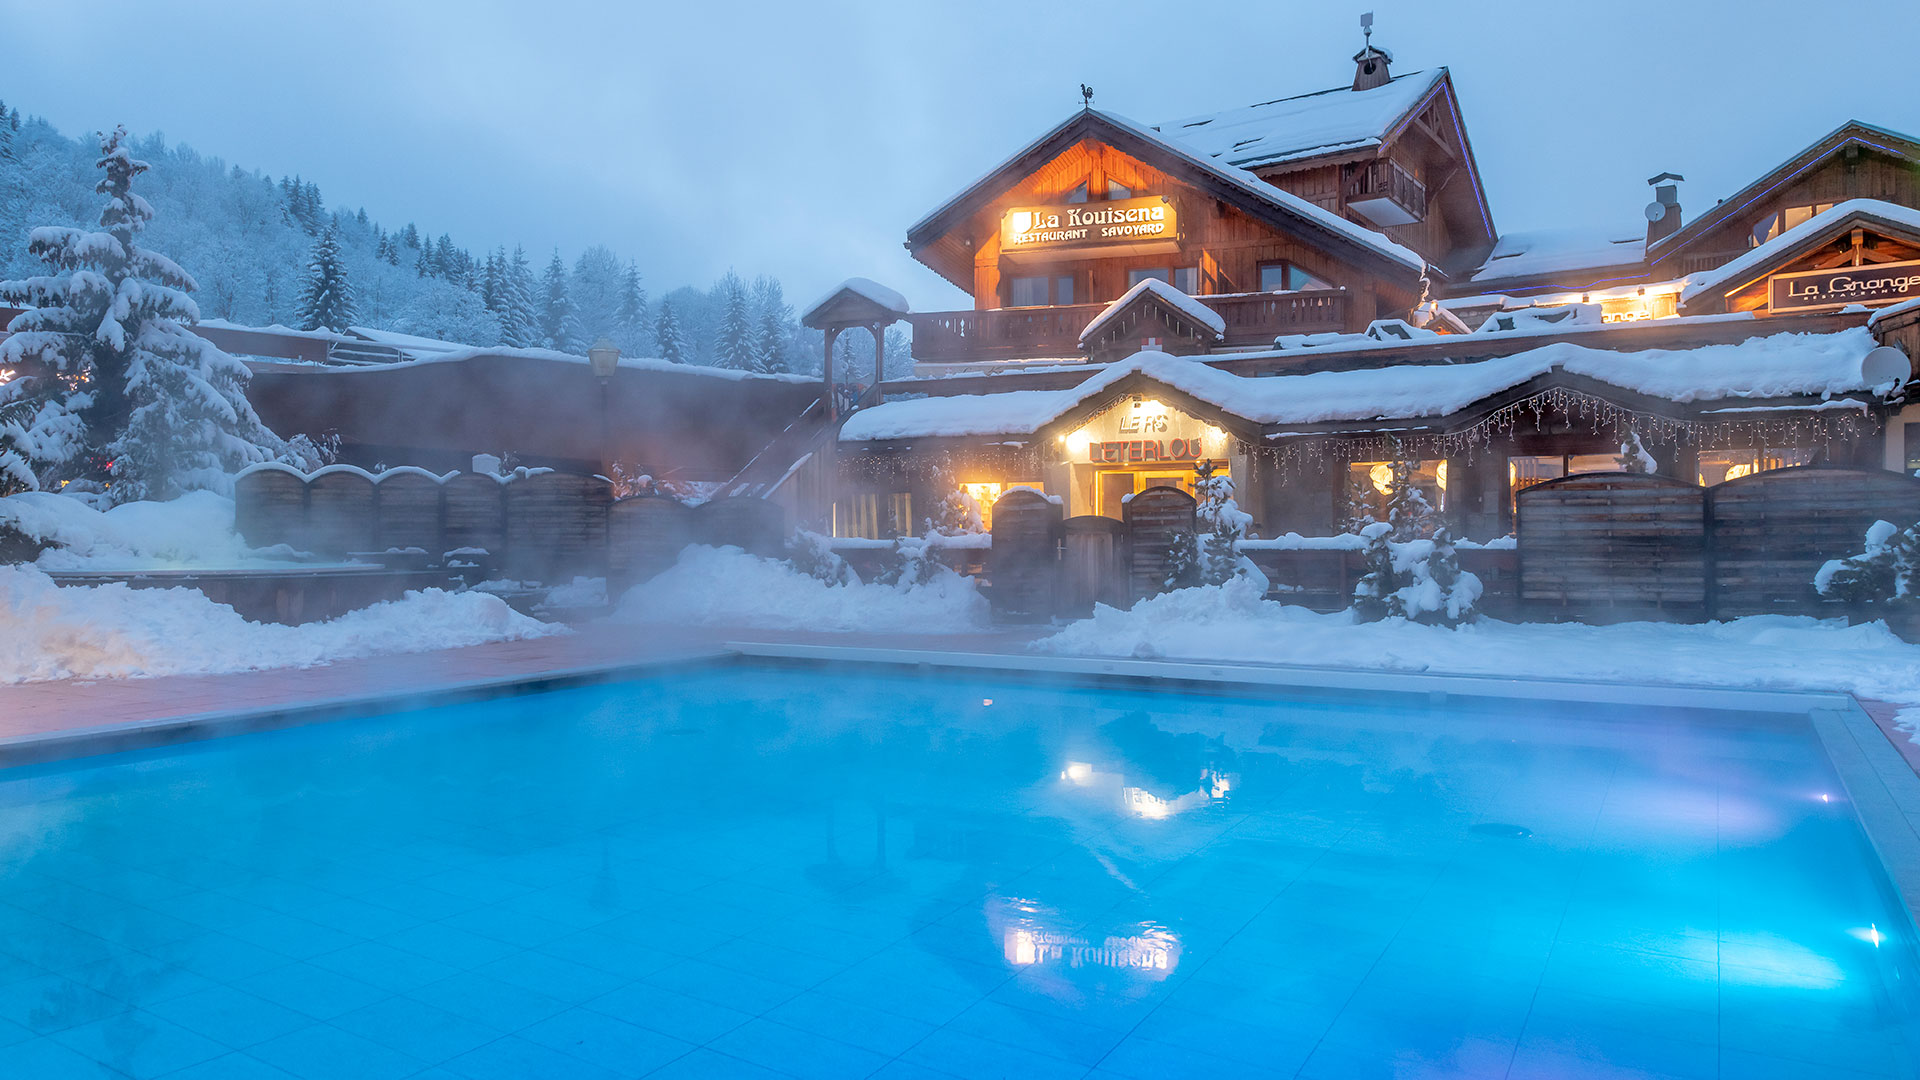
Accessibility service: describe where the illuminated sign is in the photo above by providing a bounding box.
[1768,259,1920,313]
[1002,195,1178,254]
[1062,396,1227,464]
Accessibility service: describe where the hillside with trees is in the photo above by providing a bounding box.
[0,99,912,379]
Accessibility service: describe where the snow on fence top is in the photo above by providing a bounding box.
[1079,278,1227,344]
[839,328,1883,441]
[1869,296,1920,327]
[1681,199,1920,304]
[305,343,816,384]
[233,463,526,485]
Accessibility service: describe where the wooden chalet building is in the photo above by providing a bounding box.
[825,39,1920,542]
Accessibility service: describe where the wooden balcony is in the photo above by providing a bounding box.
[1344,159,1427,228]
[909,290,1350,364]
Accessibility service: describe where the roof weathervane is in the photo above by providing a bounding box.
[1080,83,1095,110]
[1361,10,1374,47]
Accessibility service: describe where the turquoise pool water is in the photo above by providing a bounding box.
[0,665,1915,1079]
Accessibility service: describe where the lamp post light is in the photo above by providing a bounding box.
[587,338,620,474]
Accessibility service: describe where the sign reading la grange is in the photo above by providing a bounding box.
[1002,195,1178,254]
[1768,259,1920,313]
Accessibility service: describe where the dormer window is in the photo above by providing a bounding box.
[1751,203,1835,247]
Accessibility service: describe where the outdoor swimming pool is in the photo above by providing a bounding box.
[0,663,1914,1079]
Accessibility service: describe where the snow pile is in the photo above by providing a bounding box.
[1036,578,1920,707]
[0,566,564,684]
[610,545,989,633]
[0,491,301,570]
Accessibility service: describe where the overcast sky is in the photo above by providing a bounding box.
[4,0,1917,311]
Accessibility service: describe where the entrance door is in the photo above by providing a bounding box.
[1097,471,1137,519]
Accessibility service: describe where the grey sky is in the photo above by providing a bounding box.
[4,0,1917,312]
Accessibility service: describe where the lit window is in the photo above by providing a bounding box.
[1750,203,1836,247]
[1696,448,1815,485]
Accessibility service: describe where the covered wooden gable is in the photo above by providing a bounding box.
[903,108,1427,328]
[1680,200,1920,316]
[1648,121,1920,279]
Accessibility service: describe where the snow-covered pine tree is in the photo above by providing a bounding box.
[654,301,689,364]
[539,250,575,351]
[1616,428,1658,473]
[615,263,649,356]
[500,246,540,349]
[479,248,505,315]
[925,487,984,536]
[1383,455,1438,542]
[0,126,287,501]
[1162,530,1202,591]
[296,221,355,332]
[714,271,753,370]
[1339,465,1379,535]
[1193,458,1250,586]
[1401,527,1482,627]
[1351,521,1397,623]
[0,372,86,496]
[750,275,790,374]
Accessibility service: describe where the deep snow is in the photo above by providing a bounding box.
[1037,577,1920,712]
[0,566,565,684]
[0,490,304,570]
[609,544,989,633]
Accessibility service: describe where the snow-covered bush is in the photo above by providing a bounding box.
[1162,530,1201,591]
[1194,459,1253,586]
[1816,519,1919,605]
[1616,429,1658,474]
[785,529,858,586]
[925,487,985,537]
[1384,458,1438,542]
[1353,522,1482,627]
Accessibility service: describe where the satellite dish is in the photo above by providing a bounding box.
[1862,345,1913,393]
[1644,201,1667,223]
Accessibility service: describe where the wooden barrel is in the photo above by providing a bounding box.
[304,467,377,557]
[443,473,508,559]
[1123,486,1196,601]
[690,496,785,557]
[504,471,612,581]
[233,465,308,552]
[373,469,445,556]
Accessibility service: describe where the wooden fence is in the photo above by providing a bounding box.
[234,465,789,587]
[1122,487,1197,602]
[1518,473,1708,621]
[1709,466,1920,618]
[987,489,1064,621]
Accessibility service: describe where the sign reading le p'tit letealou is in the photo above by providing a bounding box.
[1002,195,1178,253]
[1768,259,1920,313]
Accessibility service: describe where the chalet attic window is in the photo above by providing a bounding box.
[1009,274,1075,307]
[1107,181,1133,200]
[1750,203,1835,247]
[1259,261,1332,292]
[1065,182,1089,205]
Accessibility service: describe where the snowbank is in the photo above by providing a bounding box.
[609,545,989,633]
[0,567,565,683]
[1036,577,1920,708]
[0,491,304,570]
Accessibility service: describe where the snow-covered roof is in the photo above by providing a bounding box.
[908,109,1425,276]
[800,277,911,326]
[1869,295,1920,327]
[1681,199,1920,304]
[315,344,817,384]
[1468,225,1646,285]
[841,329,1881,441]
[345,325,471,356]
[1079,278,1226,344]
[196,319,355,343]
[1157,69,1447,170]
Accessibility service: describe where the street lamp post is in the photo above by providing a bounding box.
[587,338,620,475]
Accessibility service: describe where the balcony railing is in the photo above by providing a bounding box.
[909,290,1350,364]
[1344,159,1427,227]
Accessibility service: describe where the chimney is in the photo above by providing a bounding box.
[1353,12,1392,91]
[1645,172,1684,246]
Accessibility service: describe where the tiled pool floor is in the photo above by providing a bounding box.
[0,665,1914,1078]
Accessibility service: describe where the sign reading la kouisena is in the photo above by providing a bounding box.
[1768,259,1920,313]
[1001,195,1178,255]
